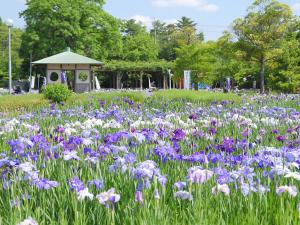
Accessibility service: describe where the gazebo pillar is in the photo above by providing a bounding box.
[116,72,122,89]
[140,72,143,90]
[148,75,151,89]
[91,69,95,91]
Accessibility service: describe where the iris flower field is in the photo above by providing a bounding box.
[0,92,300,225]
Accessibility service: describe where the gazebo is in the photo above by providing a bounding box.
[32,47,103,93]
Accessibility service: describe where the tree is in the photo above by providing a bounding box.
[177,17,197,30]
[150,20,177,60]
[150,20,167,43]
[123,19,147,36]
[122,33,158,61]
[213,32,258,88]
[20,0,122,64]
[122,20,158,61]
[173,27,200,46]
[268,35,300,93]
[173,42,216,85]
[175,17,202,45]
[233,0,293,93]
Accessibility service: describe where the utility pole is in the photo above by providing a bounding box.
[7,19,13,94]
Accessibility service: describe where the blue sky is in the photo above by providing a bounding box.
[1,0,300,40]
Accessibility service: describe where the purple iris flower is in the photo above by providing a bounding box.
[211,120,217,127]
[285,152,295,162]
[174,191,193,201]
[241,128,251,138]
[3,179,13,190]
[132,160,164,190]
[287,128,293,133]
[188,152,208,164]
[158,127,169,139]
[69,176,85,192]
[83,147,93,155]
[276,136,285,142]
[173,182,186,190]
[189,114,198,120]
[81,130,91,138]
[153,144,177,162]
[51,103,56,110]
[208,127,217,135]
[32,178,59,190]
[172,141,182,153]
[104,133,120,144]
[30,134,46,144]
[124,98,134,106]
[135,191,144,204]
[8,140,25,155]
[125,152,136,164]
[218,138,235,153]
[88,179,104,190]
[98,99,106,107]
[96,188,120,206]
[61,70,67,83]
[171,129,185,142]
[215,168,231,184]
[157,175,167,186]
[9,198,20,208]
[55,126,65,133]
[141,128,156,142]
[187,167,214,184]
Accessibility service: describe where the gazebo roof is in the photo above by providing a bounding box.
[32,47,103,65]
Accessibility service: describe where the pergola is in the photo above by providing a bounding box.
[32,47,103,93]
[100,60,173,89]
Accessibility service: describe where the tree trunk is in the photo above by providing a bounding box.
[260,56,265,94]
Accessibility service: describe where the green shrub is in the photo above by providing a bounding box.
[42,83,72,103]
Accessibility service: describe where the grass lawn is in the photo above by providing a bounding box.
[0,91,146,113]
[0,90,240,113]
[153,90,241,103]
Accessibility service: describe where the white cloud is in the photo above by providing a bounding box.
[131,15,154,29]
[152,0,219,12]
[131,15,178,30]
[164,18,178,25]
[292,3,300,13]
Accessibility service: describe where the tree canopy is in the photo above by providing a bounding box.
[233,0,293,93]
[20,0,122,61]
[0,0,299,93]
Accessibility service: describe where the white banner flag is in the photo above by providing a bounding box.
[184,70,191,90]
[30,76,35,89]
[95,76,101,90]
